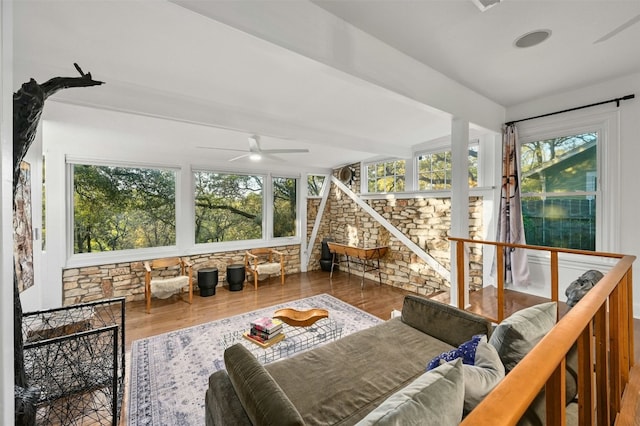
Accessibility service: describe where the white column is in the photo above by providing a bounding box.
[1,0,15,422]
[450,117,470,307]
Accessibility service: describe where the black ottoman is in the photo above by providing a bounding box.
[227,264,245,291]
[197,268,218,297]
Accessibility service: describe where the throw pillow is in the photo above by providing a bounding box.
[461,336,505,414]
[224,343,305,426]
[356,359,464,426]
[427,334,483,370]
[488,302,557,373]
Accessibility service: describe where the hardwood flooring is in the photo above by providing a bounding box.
[124,269,411,350]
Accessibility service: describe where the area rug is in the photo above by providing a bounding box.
[128,294,383,426]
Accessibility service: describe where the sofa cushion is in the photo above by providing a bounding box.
[461,336,505,414]
[489,302,557,373]
[401,295,493,347]
[265,317,456,425]
[355,359,464,426]
[224,343,304,426]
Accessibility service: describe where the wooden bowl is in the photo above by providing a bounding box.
[273,308,329,327]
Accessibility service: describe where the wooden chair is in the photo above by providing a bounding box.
[144,257,193,314]
[244,248,285,290]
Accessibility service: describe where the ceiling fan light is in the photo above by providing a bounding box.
[249,153,262,161]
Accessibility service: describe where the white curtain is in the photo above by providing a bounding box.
[494,124,530,287]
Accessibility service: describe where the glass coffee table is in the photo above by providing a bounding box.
[220,318,343,364]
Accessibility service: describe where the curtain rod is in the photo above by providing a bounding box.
[505,93,635,126]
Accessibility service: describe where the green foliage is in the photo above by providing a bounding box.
[194,172,263,243]
[273,177,297,237]
[307,175,325,196]
[73,165,176,253]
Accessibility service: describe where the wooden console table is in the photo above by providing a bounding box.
[326,242,388,288]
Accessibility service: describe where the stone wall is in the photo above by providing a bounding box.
[323,163,484,295]
[306,197,332,272]
[62,244,300,306]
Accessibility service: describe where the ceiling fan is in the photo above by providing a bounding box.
[198,135,309,162]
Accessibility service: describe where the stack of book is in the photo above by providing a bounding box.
[243,317,285,347]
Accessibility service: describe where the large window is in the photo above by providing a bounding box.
[520,132,598,250]
[366,160,405,193]
[194,172,263,243]
[273,176,298,238]
[417,146,478,191]
[72,164,176,253]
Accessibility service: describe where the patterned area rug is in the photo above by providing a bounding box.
[128,294,383,426]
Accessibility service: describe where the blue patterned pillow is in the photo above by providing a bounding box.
[427,334,484,371]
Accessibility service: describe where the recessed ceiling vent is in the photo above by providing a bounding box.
[514,29,552,48]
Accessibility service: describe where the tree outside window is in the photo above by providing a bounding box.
[273,176,297,238]
[73,164,176,253]
[417,147,478,191]
[520,132,597,250]
[194,172,263,243]
[307,175,326,197]
[367,160,405,193]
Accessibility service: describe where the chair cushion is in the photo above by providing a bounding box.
[256,263,281,275]
[151,276,189,299]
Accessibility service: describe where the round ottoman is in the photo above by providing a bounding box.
[227,264,245,291]
[197,268,218,297]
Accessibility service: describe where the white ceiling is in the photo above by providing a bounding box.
[12,0,640,171]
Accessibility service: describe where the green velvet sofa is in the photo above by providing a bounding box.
[205,295,495,425]
[205,294,577,425]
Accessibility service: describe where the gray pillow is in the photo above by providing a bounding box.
[356,359,464,426]
[224,343,305,426]
[462,335,505,414]
[489,302,557,373]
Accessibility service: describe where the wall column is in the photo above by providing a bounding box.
[450,117,470,307]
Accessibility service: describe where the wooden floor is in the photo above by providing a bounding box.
[121,269,640,424]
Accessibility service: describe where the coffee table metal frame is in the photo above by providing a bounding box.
[220,318,343,364]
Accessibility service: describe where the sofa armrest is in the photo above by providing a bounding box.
[206,370,252,426]
[401,295,492,347]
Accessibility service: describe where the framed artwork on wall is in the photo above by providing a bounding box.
[14,160,34,293]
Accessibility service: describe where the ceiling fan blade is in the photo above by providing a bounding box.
[228,153,250,162]
[248,135,261,152]
[196,146,249,153]
[261,148,310,154]
[594,13,640,44]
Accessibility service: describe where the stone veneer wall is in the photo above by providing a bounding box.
[62,244,300,306]
[323,163,484,295]
[306,197,332,271]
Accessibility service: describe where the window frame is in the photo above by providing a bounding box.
[363,159,407,194]
[66,158,181,265]
[516,108,620,253]
[414,140,480,192]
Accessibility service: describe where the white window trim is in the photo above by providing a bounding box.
[516,107,620,254]
[306,173,330,199]
[362,158,408,194]
[66,162,302,268]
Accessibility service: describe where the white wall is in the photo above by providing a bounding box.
[1,1,14,422]
[507,72,640,318]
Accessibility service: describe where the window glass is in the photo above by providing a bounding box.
[520,132,597,250]
[366,160,405,193]
[73,164,176,253]
[194,172,263,243]
[273,176,297,238]
[307,175,326,197]
[417,146,478,190]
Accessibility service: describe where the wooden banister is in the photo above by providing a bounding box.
[449,237,635,426]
